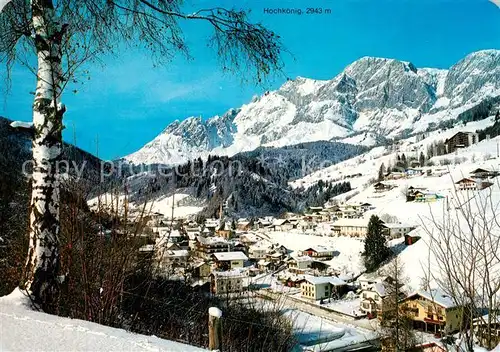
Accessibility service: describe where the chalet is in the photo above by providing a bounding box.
[256,259,270,271]
[248,242,271,260]
[212,251,248,270]
[147,212,165,226]
[406,186,426,202]
[373,181,384,191]
[287,255,313,273]
[239,233,259,246]
[210,270,245,294]
[470,168,491,179]
[195,236,232,259]
[271,219,293,231]
[401,289,463,335]
[332,218,368,237]
[236,219,252,231]
[360,282,389,318]
[298,219,316,231]
[381,222,417,239]
[455,177,478,191]
[191,261,211,278]
[255,217,274,229]
[405,168,422,177]
[280,274,306,288]
[266,250,286,264]
[445,131,479,153]
[358,273,395,290]
[360,203,373,213]
[374,182,393,193]
[288,218,300,229]
[204,218,220,234]
[337,207,363,219]
[300,276,347,300]
[302,245,335,260]
[310,260,330,273]
[216,229,233,239]
[161,250,190,266]
[232,242,247,254]
[414,191,442,203]
[472,313,500,348]
[385,171,405,180]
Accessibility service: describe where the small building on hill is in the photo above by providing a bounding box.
[455,177,478,191]
[382,222,417,239]
[455,178,493,191]
[374,182,392,192]
[444,131,479,153]
[470,168,491,179]
[300,276,347,300]
[302,245,335,260]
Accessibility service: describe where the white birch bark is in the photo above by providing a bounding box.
[25,0,65,304]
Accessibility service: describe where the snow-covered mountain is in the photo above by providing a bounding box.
[126,50,500,166]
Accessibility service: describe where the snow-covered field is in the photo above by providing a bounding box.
[88,192,203,219]
[266,231,365,277]
[0,289,207,352]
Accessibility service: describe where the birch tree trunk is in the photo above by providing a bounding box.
[25,0,66,305]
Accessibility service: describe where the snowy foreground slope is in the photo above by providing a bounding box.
[0,289,207,352]
[126,50,500,165]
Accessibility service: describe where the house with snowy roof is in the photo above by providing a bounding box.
[195,236,231,259]
[381,222,417,239]
[357,273,395,290]
[302,245,335,260]
[300,276,347,300]
[401,289,463,334]
[247,241,271,260]
[360,282,389,318]
[455,177,493,191]
[331,218,369,237]
[271,219,293,231]
[212,251,248,270]
[210,270,246,294]
[287,255,314,273]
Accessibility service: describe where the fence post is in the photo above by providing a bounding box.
[208,307,223,351]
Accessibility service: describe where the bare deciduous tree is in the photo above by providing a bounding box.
[1,0,284,306]
[420,178,500,351]
[381,255,419,351]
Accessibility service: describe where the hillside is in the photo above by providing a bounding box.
[286,114,500,289]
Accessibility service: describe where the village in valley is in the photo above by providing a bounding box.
[92,119,500,351]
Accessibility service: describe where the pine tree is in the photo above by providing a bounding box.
[401,153,407,168]
[419,152,425,167]
[364,215,391,272]
[496,110,499,122]
[378,163,386,181]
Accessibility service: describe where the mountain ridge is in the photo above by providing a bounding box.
[125,49,500,166]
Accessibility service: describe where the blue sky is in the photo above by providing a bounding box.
[1,0,499,160]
